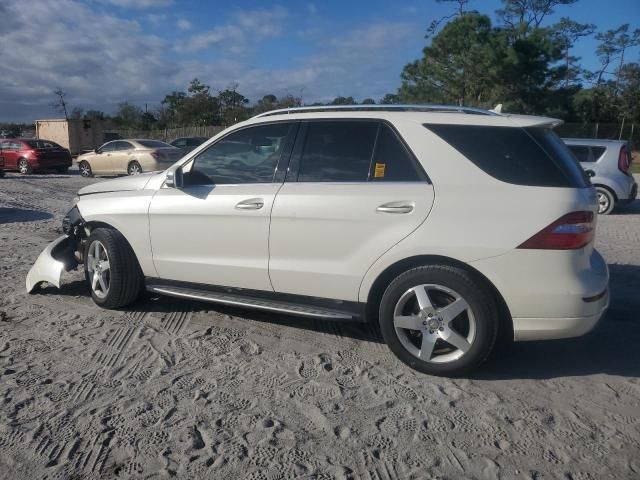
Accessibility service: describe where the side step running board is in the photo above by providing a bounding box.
[146,284,363,322]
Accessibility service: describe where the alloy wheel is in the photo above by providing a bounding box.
[18,159,30,174]
[393,284,476,363]
[79,162,91,177]
[86,240,111,299]
[128,162,141,175]
[597,190,610,214]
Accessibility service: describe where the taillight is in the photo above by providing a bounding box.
[518,211,594,250]
[618,146,631,174]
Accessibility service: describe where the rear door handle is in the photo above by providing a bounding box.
[376,202,414,214]
[235,198,264,210]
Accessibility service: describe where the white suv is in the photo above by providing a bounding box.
[26,105,609,376]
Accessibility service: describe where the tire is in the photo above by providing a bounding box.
[79,161,93,177]
[84,228,142,309]
[55,166,69,174]
[379,265,498,377]
[595,186,615,215]
[127,161,142,176]
[18,158,32,175]
[0,169,5,178]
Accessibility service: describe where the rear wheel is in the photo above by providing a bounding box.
[127,161,142,175]
[595,186,615,215]
[84,228,142,309]
[379,265,498,377]
[18,158,32,175]
[79,161,92,177]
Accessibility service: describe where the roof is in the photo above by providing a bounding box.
[242,104,562,129]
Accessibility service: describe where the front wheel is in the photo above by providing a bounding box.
[84,228,142,309]
[379,265,498,377]
[79,161,93,177]
[595,186,615,215]
[18,158,32,175]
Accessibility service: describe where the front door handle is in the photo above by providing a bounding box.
[235,198,264,210]
[376,202,414,214]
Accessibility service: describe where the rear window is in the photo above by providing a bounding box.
[137,140,172,149]
[567,144,607,163]
[25,140,62,149]
[425,124,589,188]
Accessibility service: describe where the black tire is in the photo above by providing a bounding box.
[55,166,69,174]
[79,161,93,177]
[0,169,5,178]
[127,161,142,175]
[84,228,142,309]
[595,186,615,215]
[379,265,498,377]
[18,158,32,175]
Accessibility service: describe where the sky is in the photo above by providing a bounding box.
[0,0,639,123]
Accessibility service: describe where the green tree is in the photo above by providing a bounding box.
[497,0,578,38]
[399,13,501,106]
[552,17,596,87]
[329,96,356,105]
[113,102,143,129]
[361,98,376,104]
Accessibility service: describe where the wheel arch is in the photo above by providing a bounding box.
[364,255,514,345]
[593,183,618,201]
[83,221,143,268]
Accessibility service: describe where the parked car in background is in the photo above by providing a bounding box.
[169,136,208,155]
[28,105,609,376]
[0,138,72,174]
[563,138,637,214]
[76,139,183,177]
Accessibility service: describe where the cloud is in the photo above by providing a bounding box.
[179,6,287,53]
[176,18,192,31]
[104,0,173,8]
[0,0,420,122]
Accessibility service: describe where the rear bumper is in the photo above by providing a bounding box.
[619,181,637,204]
[513,287,608,341]
[470,248,609,341]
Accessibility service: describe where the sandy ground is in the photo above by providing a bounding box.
[1,169,639,480]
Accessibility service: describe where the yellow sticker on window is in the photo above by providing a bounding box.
[374,162,386,178]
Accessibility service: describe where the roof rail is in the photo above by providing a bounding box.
[253,104,498,118]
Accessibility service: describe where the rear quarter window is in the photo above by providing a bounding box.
[425,124,590,188]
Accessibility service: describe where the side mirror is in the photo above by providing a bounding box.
[165,166,184,188]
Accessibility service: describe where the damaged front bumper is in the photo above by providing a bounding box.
[26,206,85,293]
[26,235,79,292]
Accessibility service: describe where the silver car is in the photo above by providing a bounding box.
[563,138,637,214]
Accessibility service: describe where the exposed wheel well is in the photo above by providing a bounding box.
[364,255,514,346]
[82,221,142,269]
[127,160,141,169]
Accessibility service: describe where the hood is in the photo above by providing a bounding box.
[78,173,156,195]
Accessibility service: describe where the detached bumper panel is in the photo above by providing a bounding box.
[26,235,78,293]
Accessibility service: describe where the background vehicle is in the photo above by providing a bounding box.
[76,139,183,177]
[0,138,72,174]
[563,138,637,215]
[28,105,609,376]
[169,136,208,155]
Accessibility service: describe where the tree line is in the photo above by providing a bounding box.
[45,0,640,130]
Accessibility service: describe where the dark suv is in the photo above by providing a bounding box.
[0,139,73,174]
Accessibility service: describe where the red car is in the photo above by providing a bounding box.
[0,139,73,174]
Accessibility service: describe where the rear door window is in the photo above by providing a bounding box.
[298,121,378,182]
[370,123,427,182]
[425,124,589,188]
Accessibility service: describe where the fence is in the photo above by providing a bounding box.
[110,125,224,142]
[557,122,639,146]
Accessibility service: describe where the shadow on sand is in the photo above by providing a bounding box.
[0,207,54,224]
[35,263,640,380]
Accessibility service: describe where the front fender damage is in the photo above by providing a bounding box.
[26,206,86,293]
